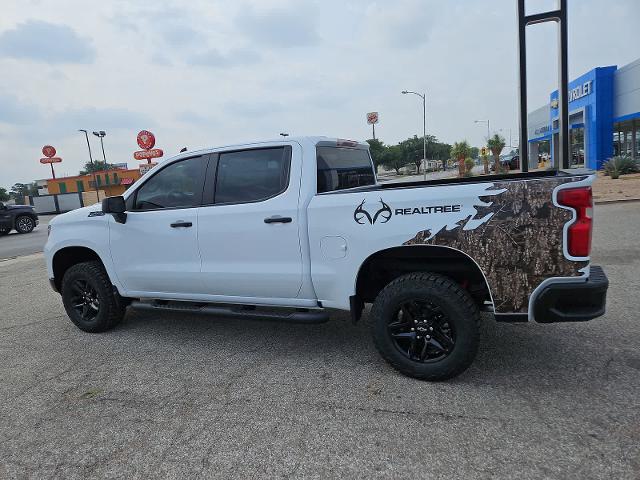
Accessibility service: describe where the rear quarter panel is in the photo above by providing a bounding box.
[307,174,592,312]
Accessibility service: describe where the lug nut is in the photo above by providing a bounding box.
[426,335,431,339]
[429,327,433,331]
[411,328,415,331]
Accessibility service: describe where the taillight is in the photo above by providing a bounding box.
[557,186,592,257]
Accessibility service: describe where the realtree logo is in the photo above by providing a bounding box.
[354,199,392,225]
[353,199,463,225]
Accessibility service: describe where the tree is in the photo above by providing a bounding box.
[381,145,410,175]
[9,182,38,203]
[470,147,479,159]
[450,141,472,177]
[487,134,506,173]
[366,139,385,173]
[0,187,9,202]
[80,160,116,175]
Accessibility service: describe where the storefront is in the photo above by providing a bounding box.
[527,57,640,170]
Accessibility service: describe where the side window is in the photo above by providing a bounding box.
[214,147,290,204]
[134,156,203,210]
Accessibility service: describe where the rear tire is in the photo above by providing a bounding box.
[15,215,35,234]
[61,261,126,333]
[370,272,480,381]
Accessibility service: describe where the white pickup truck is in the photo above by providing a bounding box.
[44,137,608,380]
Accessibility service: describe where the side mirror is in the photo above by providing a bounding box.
[0,202,5,210]
[102,196,127,224]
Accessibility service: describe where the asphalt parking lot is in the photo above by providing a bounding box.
[1,202,639,479]
[0,215,55,260]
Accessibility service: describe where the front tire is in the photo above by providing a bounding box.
[371,272,480,381]
[15,215,35,234]
[61,261,126,333]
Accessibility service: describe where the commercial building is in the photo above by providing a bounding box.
[527,57,640,169]
[46,168,141,197]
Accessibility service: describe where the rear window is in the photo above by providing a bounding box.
[316,146,375,193]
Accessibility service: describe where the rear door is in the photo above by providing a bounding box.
[198,144,304,300]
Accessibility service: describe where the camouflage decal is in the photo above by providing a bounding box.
[404,176,589,313]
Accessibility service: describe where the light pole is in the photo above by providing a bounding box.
[499,128,514,149]
[475,120,490,144]
[402,90,427,180]
[78,129,99,196]
[92,130,107,163]
[279,133,289,138]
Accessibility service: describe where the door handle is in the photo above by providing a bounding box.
[264,216,292,224]
[170,221,193,228]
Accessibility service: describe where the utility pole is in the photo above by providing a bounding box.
[79,129,99,196]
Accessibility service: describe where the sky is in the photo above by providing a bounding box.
[1,0,639,187]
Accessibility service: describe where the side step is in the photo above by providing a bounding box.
[130,300,330,324]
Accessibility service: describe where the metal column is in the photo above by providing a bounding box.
[517,0,569,171]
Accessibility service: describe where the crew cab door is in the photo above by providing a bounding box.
[108,155,208,295]
[198,144,303,300]
[0,203,12,229]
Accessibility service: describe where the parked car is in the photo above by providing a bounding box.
[0,202,39,235]
[44,137,608,381]
[491,153,520,171]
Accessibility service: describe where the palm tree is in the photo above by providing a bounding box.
[450,140,471,177]
[487,134,506,173]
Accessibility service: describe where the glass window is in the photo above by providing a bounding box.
[135,156,203,210]
[316,146,375,193]
[76,180,84,192]
[214,147,290,204]
[105,173,110,185]
[59,183,67,194]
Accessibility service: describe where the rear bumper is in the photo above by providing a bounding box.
[533,265,608,323]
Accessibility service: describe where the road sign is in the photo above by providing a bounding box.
[134,148,164,160]
[139,162,158,176]
[367,112,379,125]
[137,130,156,150]
[42,145,56,158]
[39,157,63,164]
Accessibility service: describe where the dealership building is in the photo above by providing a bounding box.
[527,57,640,170]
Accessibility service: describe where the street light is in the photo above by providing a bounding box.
[279,132,289,137]
[499,128,514,149]
[402,90,428,180]
[92,130,107,164]
[78,129,99,196]
[475,120,490,143]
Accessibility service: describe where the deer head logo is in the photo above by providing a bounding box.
[354,198,392,225]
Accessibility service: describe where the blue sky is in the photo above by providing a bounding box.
[1,0,639,186]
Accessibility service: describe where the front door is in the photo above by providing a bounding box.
[0,204,12,230]
[198,145,303,300]
[109,155,207,295]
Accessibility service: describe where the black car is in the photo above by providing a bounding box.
[0,202,39,235]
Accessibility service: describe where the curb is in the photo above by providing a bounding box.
[594,197,640,205]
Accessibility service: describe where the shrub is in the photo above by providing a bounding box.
[603,156,639,179]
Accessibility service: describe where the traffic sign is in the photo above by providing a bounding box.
[137,130,156,150]
[367,112,379,125]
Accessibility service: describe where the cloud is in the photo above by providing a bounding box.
[236,5,320,48]
[0,20,95,64]
[223,100,285,118]
[187,48,259,68]
[0,94,41,124]
[55,107,154,131]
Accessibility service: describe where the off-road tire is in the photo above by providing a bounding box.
[15,215,35,234]
[61,261,126,333]
[370,272,480,381]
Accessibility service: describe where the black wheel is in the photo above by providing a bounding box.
[61,261,126,333]
[15,215,35,234]
[371,272,480,381]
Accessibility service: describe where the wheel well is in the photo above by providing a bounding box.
[52,247,103,291]
[355,246,492,307]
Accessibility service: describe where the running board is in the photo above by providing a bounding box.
[130,300,330,324]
